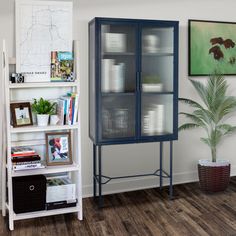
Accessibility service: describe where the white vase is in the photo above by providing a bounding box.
[50,115,59,125]
[37,114,49,126]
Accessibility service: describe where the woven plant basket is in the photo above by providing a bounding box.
[198,164,230,192]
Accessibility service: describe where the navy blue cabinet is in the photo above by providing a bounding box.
[89,18,179,145]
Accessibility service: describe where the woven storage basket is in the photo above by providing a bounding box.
[198,164,230,192]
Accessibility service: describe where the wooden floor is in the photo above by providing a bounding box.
[1,177,236,236]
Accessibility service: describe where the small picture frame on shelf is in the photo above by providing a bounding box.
[10,102,33,127]
[45,132,72,166]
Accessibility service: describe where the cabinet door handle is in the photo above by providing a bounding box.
[136,71,142,92]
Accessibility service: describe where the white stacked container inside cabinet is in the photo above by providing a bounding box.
[1,40,82,231]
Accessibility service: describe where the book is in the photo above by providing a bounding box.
[57,99,65,125]
[72,94,79,124]
[13,160,41,165]
[46,199,77,210]
[66,92,79,125]
[11,146,35,155]
[12,162,45,171]
[51,51,74,82]
[11,152,37,157]
[12,155,41,163]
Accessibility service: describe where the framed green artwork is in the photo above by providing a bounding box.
[189,19,236,76]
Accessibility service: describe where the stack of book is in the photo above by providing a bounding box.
[101,59,125,93]
[57,92,79,125]
[11,146,45,171]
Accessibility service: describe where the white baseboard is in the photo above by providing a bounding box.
[82,165,236,197]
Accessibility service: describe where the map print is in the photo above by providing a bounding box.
[16,1,72,82]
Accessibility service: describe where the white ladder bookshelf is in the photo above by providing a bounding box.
[1,40,83,230]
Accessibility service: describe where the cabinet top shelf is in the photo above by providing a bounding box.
[9,82,78,89]
[142,52,173,56]
[102,52,135,56]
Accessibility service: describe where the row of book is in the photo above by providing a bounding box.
[57,92,79,125]
[11,146,45,171]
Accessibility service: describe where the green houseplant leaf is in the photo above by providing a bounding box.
[31,97,57,115]
[179,73,236,162]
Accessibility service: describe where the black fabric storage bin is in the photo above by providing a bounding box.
[13,175,46,213]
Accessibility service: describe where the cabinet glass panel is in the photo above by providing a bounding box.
[100,95,135,139]
[101,23,136,93]
[141,27,174,93]
[141,94,173,136]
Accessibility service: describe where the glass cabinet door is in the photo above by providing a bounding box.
[99,22,137,140]
[141,25,174,136]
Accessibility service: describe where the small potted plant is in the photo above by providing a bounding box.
[142,75,163,92]
[32,98,56,126]
[179,73,236,192]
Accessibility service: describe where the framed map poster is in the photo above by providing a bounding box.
[15,0,72,82]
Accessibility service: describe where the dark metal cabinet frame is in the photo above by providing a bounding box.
[89,17,179,207]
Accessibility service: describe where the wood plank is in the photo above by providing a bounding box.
[1,177,236,235]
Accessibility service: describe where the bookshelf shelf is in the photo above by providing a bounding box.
[11,124,79,133]
[13,206,80,220]
[11,163,80,177]
[9,82,78,89]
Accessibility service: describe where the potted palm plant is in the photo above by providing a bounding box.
[32,98,56,126]
[179,74,236,192]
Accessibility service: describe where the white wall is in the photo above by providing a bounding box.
[1,0,236,203]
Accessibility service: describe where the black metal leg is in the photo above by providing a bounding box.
[159,142,163,191]
[169,141,173,199]
[98,146,103,207]
[93,144,97,199]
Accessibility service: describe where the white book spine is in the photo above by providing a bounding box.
[72,94,79,124]
[57,99,65,125]
[13,163,44,170]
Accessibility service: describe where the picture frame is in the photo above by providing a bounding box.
[10,102,33,127]
[15,0,72,82]
[45,132,72,166]
[189,19,236,76]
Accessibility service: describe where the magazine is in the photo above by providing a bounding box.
[51,51,74,82]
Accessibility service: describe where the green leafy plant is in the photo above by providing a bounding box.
[179,74,236,162]
[143,75,161,84]
[31,98,56,115]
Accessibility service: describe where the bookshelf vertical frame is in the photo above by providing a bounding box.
[1,40,82,230]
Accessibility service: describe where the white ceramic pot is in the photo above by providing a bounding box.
[37,114,49,126]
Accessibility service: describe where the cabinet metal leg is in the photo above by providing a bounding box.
[169,141,173,199]
[93,144,97,199]
[98,146,103,207]
[159,142,163,191]
[92,141,174,208]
